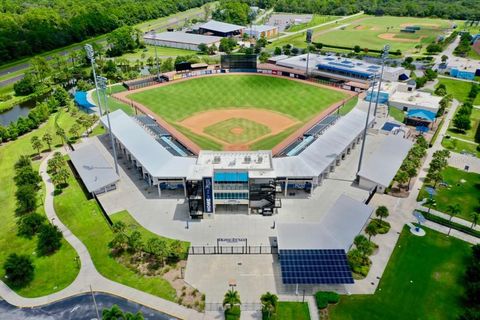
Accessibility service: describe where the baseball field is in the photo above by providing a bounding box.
[122,74,351,151]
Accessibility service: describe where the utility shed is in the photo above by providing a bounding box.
[357,134,413,192]
[69,143,120,195]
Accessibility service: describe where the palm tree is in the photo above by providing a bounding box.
[365,223,378,241]
[30,136,43,156]
[375,206,389,221]
[471,212,479,229]
[424,197,436,214]
[260,292,278,319]
[102,304,124,319]
[223,289,241,310]
[395,170,409,190]
[42,133,53,150]
[446,204,460,235]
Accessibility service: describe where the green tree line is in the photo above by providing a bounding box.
[0,0,213,63]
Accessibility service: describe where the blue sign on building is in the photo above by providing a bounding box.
[203,177,214,213]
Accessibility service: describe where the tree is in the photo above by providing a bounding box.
[14,166,41,187]
[42,133,53,150]
[213,1,251,25]
[260,292,278,319]
[453,114,471,131]
[441,55,448,63]
[37,224,63,256]
[13,73,38,96]
[69,123,81,138]
[102,305,143,320]
[15,184,38,215]
[424,197,436,214]
[446,204,460,235]
[53,87,70,107]
[54,167,71,186]
[471,212,479,229]
[3,253,34,288]
[274,47,282,55]
[354,234,373,256]
[395,170,409,190]
[30,136,43,156]
[375,206,389,221]
[146,238,168,265]
[127,231,143,253]
[17,213,46,238]
[198,43,208,54]
[106,26,141,57]
[365,223,378,241]
[160,58,174,72]
[354,45,361,53]
[219,37,237,54]
[223,289,241,310]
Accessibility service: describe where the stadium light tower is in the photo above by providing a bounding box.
[356,73,378,178]
[305,29,313,77]
[84,44,103,116]
[150,30,161,81]
[97,76,119,175]
[373,44,390,117]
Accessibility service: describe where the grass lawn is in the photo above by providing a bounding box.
[121,45,198,61]
[316,16,452,54]
[53,169,189,301]
[128,75,348,150]
[389,106,405,122]
[436,78,480,105]
[329,226,471,320]
[446,107,480,142]
[286,15,338,32]
[92,84,135,116]
[204,118,271,144]
[442,137,480,157]
[417,166,480,222]
[0,109,80,297]
[339,96,358,116]
[277,302,311,320]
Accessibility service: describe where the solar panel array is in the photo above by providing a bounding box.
[279,249,354,284]
[304,114,340,136]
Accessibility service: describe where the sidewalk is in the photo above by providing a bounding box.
[417,205,480,232]
[0,151,211,320]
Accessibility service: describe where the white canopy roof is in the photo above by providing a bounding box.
[273,109,372,178]
[277,194,373,251]
[101,110,195,178]
[358,133,413,187]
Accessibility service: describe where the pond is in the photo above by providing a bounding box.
[0,292,178,320]
[0,99,37,127]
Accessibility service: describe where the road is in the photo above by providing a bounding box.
[0,9,205,88]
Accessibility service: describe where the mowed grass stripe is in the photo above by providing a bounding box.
[127,75,348,123]
[204,118,271,144]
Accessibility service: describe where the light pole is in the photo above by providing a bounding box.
[84,44,103,116]
[150,31,161,81]
[373,44,390,117]
[97,76,119,175]
[356,73,377,178]
[305,29,313,77]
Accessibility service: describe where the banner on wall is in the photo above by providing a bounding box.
[203,177,213,213]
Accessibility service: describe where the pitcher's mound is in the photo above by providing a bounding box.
[231,127,244,135]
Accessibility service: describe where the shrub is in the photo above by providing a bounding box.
[315,291,339,309]
[369,219,391,234]
[225,305,241,320]
[3,253,35,288]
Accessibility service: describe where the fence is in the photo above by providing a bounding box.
[188,245,277,255]
[204,302,262,312]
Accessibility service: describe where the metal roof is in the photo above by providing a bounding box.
[143,31,222,45]
[273,109,372,178]
[69,143,119,193]
[199,20,245,33]
[277,194,373,251]
[357,134,413,187]
[245,25,277,33]
[100,110,195,178]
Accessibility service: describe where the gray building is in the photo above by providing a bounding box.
[143,32,222,51]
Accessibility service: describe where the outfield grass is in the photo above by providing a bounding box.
[0,110,80,297]
[204,118,271,144]
[329,226,470,320]
[286,15,338,32]
[436,78,480,105]
[92,85,135,116]
[338,96,359,116]
[316,16,452,54]
[53,169,189,300]
[417,166,480,222]
[128,75,348,150]
[277,302,311,320]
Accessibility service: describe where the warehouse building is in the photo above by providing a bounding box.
[198,20,245,37]
[143,31,222,51]
[244,25,278,38]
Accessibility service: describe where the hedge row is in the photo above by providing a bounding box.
[420,211,480,238]
[314,291,340,309]
[312,42,402,55]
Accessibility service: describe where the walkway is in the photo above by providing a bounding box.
[0,151,211,320]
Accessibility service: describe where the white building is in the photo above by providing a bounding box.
[143,32,222,51]
[244,25,278,38]
[389,89,442,113]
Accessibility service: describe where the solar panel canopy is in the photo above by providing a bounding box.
[280,249,354,284]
